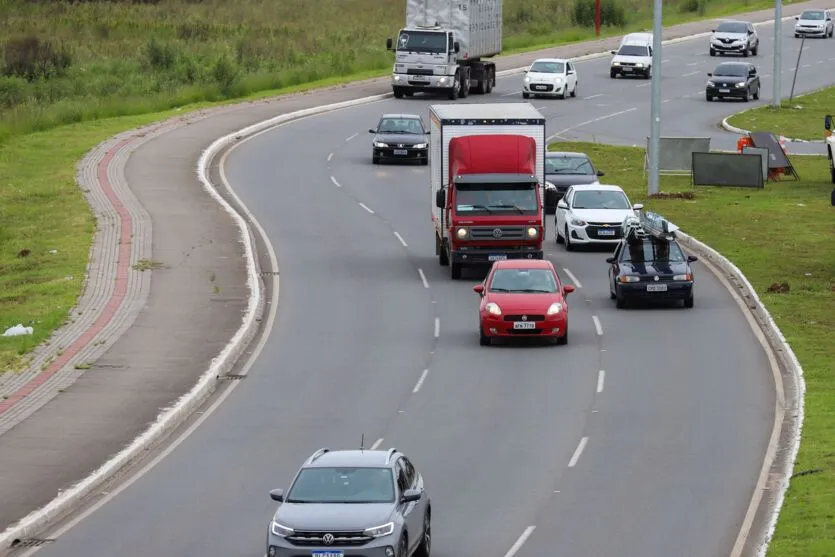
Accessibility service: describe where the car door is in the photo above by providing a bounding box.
[748,65,759,93]
[556,187,573,231]
[566,62,577,90]
[608,242,622,291]
[395,458,422,551]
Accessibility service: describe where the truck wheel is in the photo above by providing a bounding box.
[485,68,494,93]
[459,76,469,98]
[451,263,462,279]
[448,75,459,100]
[393,87,404,99]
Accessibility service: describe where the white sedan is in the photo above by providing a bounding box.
[522,58,578,99]
[555,184,643,250]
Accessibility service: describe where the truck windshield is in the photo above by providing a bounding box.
[455,184,538,215]
[397,30,447,54]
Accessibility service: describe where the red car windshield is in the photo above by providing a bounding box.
[488,269,559,293]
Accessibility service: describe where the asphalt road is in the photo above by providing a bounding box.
[22,16,830,557]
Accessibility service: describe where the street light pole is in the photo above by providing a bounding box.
[771,0,783,107]
[648,0,662,195]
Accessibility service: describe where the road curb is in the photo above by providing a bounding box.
[676,231,805,557]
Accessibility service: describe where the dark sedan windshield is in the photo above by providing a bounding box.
[618,45,649,56]
[286,467,395,503]
[713,64,747,77]
[489,268,558,293]
[620,239,686,262]
[546,155,594,175]
[715,22,748,33]
[377,117,423,134]
[455,184,538,214]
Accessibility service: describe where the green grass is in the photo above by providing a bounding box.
[725,85,835,140]
[548,140,834,557]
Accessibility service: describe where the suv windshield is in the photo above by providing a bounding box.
[620,239,686,263]
[529,61,565,73]
[286,467,395,503]
[455,183,538,215]
[714,64,747,77]
[489,268,558,293]
[715,22,748,33]
[800,10,825,19]
[618,45,648,56]
[377,118,423,134]
[397,30,446,53]
[572,190,630,209]
[546,155,594,175]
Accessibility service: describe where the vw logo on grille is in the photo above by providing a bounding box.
[653,276,659,281]
[398,144,404,148]
[521,315,528,321]
[492,228,503,238]
[322,533,335,545]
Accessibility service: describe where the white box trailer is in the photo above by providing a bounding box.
[387,0,503,100]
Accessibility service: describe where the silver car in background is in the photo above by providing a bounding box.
[794,9,834,38]
[709,20,759,56]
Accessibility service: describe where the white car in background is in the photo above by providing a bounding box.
[522,58,578,99]
[794,9,834,38]
[555,184,643,250]
[610,38,653,79]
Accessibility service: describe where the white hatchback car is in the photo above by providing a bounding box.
[522,58,578,99]
[794,9,834,38]
[555,184,643,250]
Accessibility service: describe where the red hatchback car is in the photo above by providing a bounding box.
[473,259,575,346]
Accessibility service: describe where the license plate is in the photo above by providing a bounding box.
[411,76,429,81]
[646,284,668,292]
[312,552,343,557]
[393,149,408,155]
[488,254,507,262]
[719,88,730,93]
[513,321,536,329]
[622,67,632,72]
[598,229,615,236]
[534,85,547,90]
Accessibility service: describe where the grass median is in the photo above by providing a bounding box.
[548,140,834,557]
[724,84,835,140]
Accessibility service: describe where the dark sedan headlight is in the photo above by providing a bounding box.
[673,273,693,281]
[374,141,389,148]
[413,143,428,149]
[618,275,639,283]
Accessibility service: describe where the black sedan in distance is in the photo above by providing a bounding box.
[543,151,605,213]
[369,113,429,165]
[705,62,761,101]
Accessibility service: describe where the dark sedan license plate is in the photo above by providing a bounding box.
[719,88,730,93]
[646,284,668,292]
[513,321,536,330]
[598,229,615,236]
[312,552,343,557]
[393,149,408,155]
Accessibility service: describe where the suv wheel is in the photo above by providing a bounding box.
[414,511,431,557]
[398,534,409,557]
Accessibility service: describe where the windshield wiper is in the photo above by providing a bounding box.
[489,288,512,292]
[285,498,315,503]
[513,288,554,293]
[459,204,493,213]
[489,204,524,214]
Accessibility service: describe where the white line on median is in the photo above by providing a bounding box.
[358,202,374,214]
[418,268,430,289]
[568,437,589,467]
[561,267,582,288]
[393,231,408,247]
[370,437,383,450]
[504,526,537,557]
[345,132,358,142]
[548,107,637,140]
[327,152,333,162]
[330,176,341,188]
[592,315,603,336]
[597,370,605,393]
[434,317,440,338]
[413,369,430,393]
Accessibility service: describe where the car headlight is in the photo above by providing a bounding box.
[526,227,538,238]
[439,76,447,84]
[707,80,716,87]
[363,522,394,538]
[485,302,501,316]
[546,302,563,315]
[673,274,693,281]
[374,141,389,148]
[271,521,294,537]
[735,82,746,88]
[524,76,531,82]
[634,63,644,68]
[456,227,468,239]
[569,216,586,226]
[554,77,562,83]
[618,276,640,283]
[413,143,427,149]
[612,61,621,66]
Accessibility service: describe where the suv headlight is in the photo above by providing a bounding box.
[569,216,587,226]
[374,141,389,148]
[735,82,746,88]
[271,521,294,537]
[546,302,563,315]
[364,522,394,537]
[485,302,501,316]
[526,227,538,238]
[456,227,468,239]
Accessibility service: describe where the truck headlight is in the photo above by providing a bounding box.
[439,76,448,84]
[456,227,468,239]
[526,227,538,238]
[618,276,640,283]
[363,522,394,537]
[673,274,693,281]
[485,302,502,316]
[271,521,294,537]
[374,141,389,148]
[546,302,563,315]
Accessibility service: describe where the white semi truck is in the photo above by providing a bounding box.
[386,0,502,100]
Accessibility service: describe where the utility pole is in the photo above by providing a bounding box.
[648,0,662,195]
[771,0,783,107]
[595,0,601,36]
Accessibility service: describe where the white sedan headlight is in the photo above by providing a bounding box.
[569,216,587,226]
[271,521,294,537]
[524,75,531,82]
[374,141,388,148]
[363,522,394,537]
[485,302,502,316]
[546,302,563,315]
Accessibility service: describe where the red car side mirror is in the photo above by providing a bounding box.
[473,284,484,295]
[563,285,575,295]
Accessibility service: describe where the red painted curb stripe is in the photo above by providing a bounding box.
[0,137,135,415]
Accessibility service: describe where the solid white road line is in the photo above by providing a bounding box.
[592,315,603,336]
[358,202,374,214]
[584,93,604,99]
[561,267,582,288]
[345,132,358,142]
[548,107,637,140]
[597,370,605,393]
[504,526,537,557]
[417,268,430,289]
[568,437,589,468]
[330,176,341,188]
[393,231,408,247]
[637,82,650,87]
[327,152,333,162]
[434,317,440,338]
[802,64,811,68]
[413,369,430,393]
[682,70,699,77]
[687,62,698,66]
[370,437,383,450]
[502,90,521,97]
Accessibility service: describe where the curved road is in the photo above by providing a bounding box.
[21,18,832,557]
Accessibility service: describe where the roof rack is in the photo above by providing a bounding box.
[621,209,679,242]
[307,448,330,463]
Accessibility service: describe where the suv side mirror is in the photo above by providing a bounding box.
[610,50,617,55]
[386,38,393,50]
[748,29,754,34]
[706,72,713,77]
[369,128,376,134]
[402,488,421,503]
[794,16,799,20]
[606,257,616,264]
[435,189,446,209]
[269,488,284,502]
[453,41,460,53]
[825,115,832,130]
[563,285,575,295]
[473,284,484,295]
[687,255,699,262]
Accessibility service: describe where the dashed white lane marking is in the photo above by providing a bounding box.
[535,105,548,110]
[637,82,650,87]
[592,315,603,336]
[413,369,430,393]
[561,267,582,288]
[502,90,521,97]
[682,70,700,77]
[789,66,796,71]
[393,231,408,247]
[370,437,383,450]
[802,63,811,68]
[568,436,589,468]
[761,74,771,78]
[584,93,604,99]
[829,57,835,61]
[816,60,825,64]
[417,268,430,289]
[687,62,698,66]
[434,317,440,338]
[330,176,341,188]
[597,370,605,393]
[358,202,375,214]
[504,526,537,557]
[327,152,333,162]
[548,107,637,140]
[345,132,358,142]
[663,99,672,103]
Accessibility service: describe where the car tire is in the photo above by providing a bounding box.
[398,534,409,557]
[743,48,749,57]
[753,87,759,100]
[795,33,800,38]
[684,296,694,309]
[479,327,491,346]
[710,48,716,56]
[372,156,380,164]
[706,93,713,102]
[829,149,835,183]
[571,82,577,97]
[522,91,530,99]
[415,511,432,557]
[743,88,751,102]
[610,70,617,78]
[557,328,568,345]
[564,226,574,251]
[615,294,627,309]
[555,223,564,244]
[752,45,758,55]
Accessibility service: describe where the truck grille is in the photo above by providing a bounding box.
[287,531,371,547]
[469,226,526,240]
[407,68,434,76]
[504,315,545,321]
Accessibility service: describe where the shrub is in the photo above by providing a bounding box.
[0,76,29,108]
[571,0,628,28]
[2,36,72,82]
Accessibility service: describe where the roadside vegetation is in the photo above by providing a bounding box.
[547,140,834,557]
[725,84,835,140]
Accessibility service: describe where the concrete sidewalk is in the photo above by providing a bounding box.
[0,0,827,534]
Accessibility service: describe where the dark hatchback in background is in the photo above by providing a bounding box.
[370,113,429,165]
[607,235,697,309]
[543,151,604,213]
[705,62,760,102]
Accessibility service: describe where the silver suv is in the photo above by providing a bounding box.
[266,448,431,557]
[710,20,759,57]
